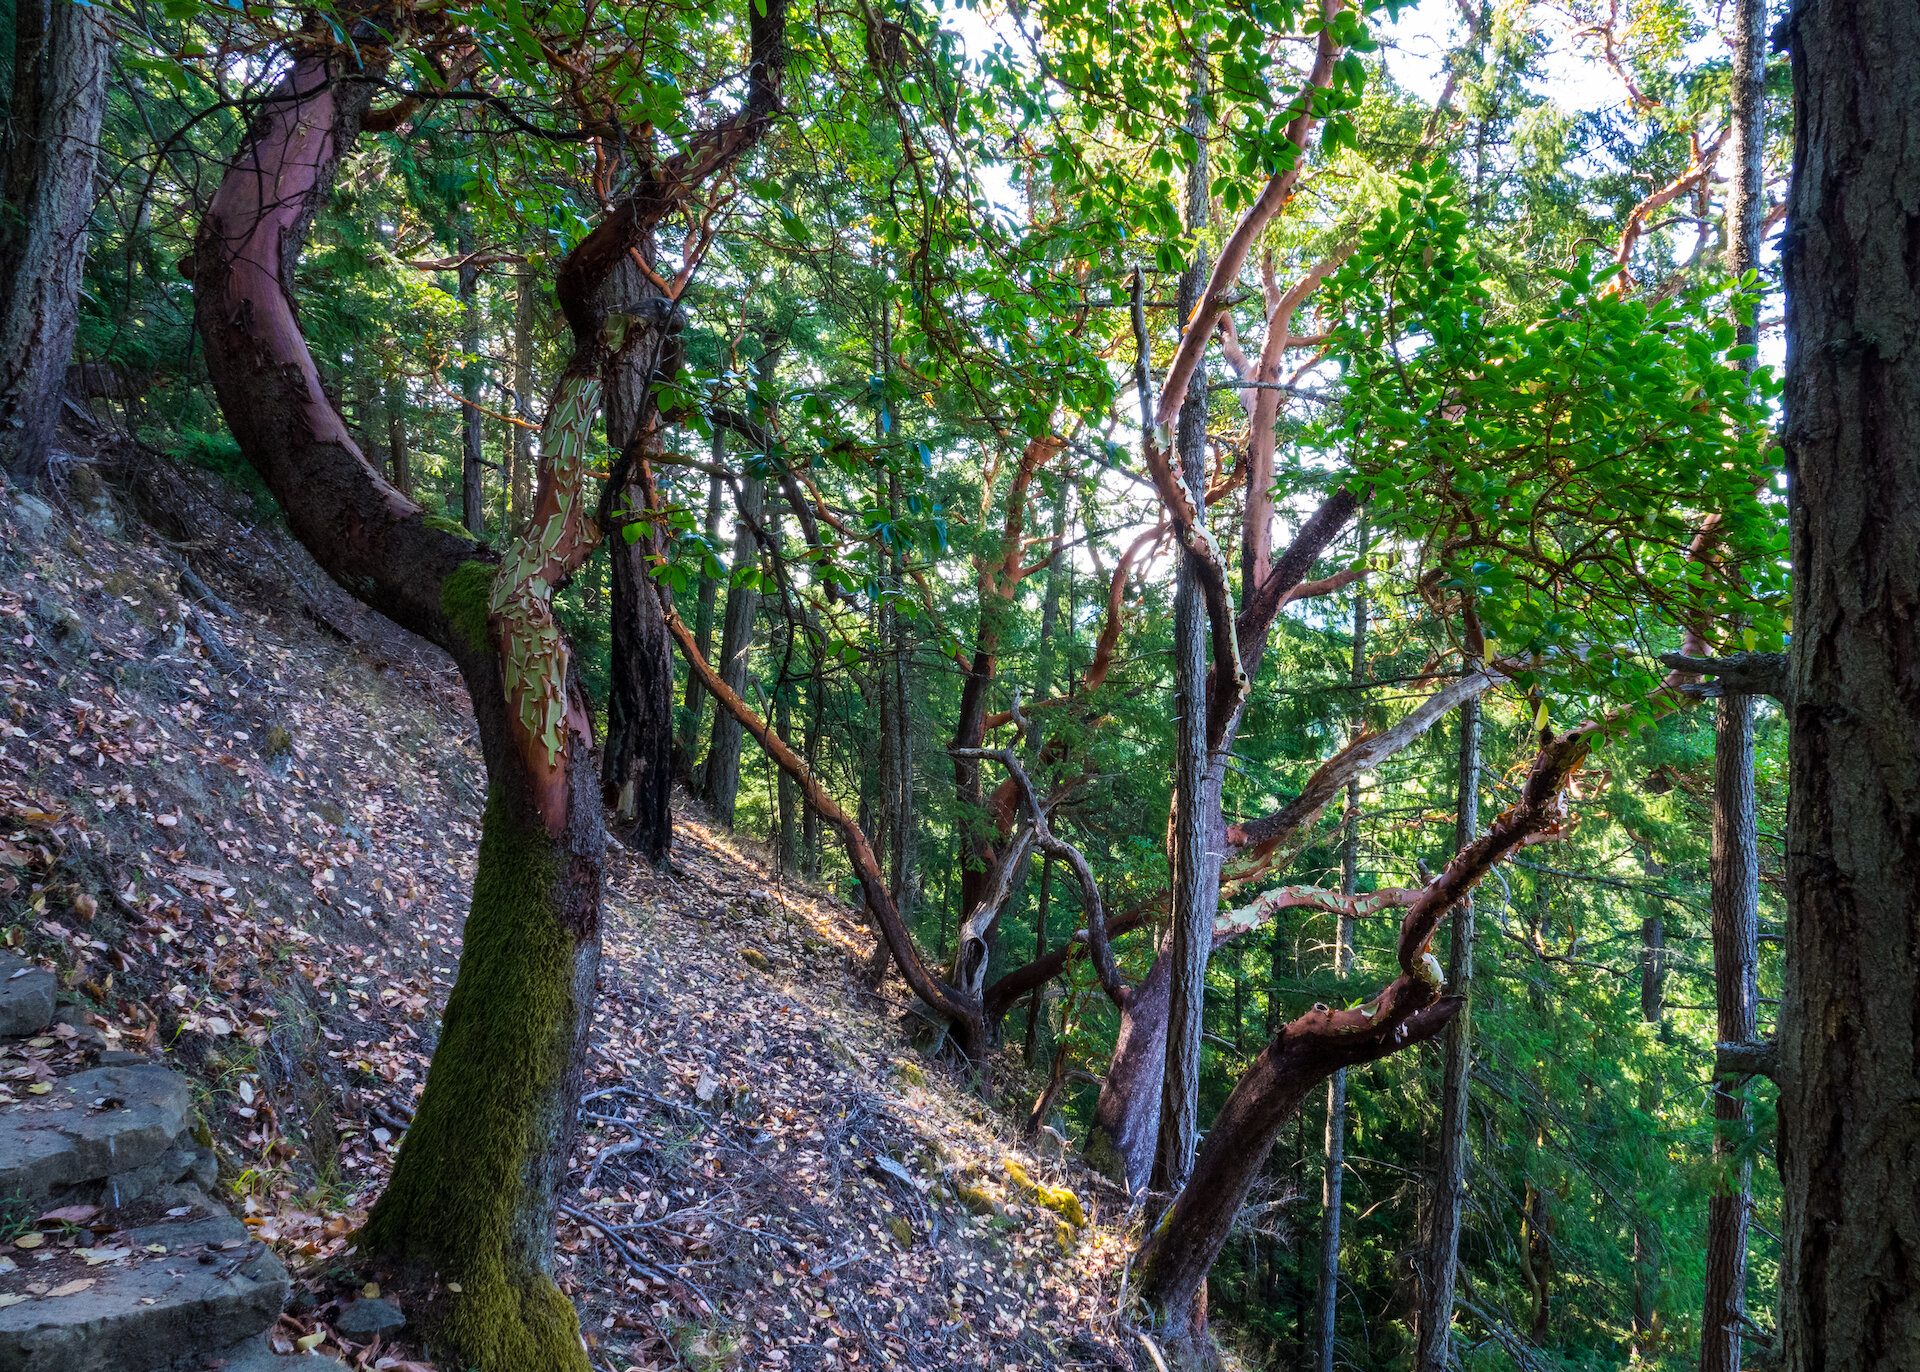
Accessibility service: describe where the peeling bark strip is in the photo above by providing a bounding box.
[491,377,603,834]
[1133,727,1591,1337]
[1779,2,1920,1368]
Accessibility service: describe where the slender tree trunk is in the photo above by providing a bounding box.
[1415,695,1480,1371]
[701,468,763,824]
[459,245,486,539]
[355,367,383,457]
[1315,550,1367,1372]
[802,638,823,876]
[192,50,613,1370]
[1023,858,1054,1065]
[774,625,800,871]
[511,267,537,526]
[1701,0,1766,1360]
[676,449,727,777]
[0,0,109,478]
[385,371,411,496]
[1156,57,1217,1196]
[1779,5,1920,1369]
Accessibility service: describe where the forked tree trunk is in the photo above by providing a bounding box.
[193,47,612,1372]
[0,0,110,478]
[1135,730,1590,1356]
[1778,4,1920,1369]
[1700,0,1765,1361]
[1415,695,1480,1370]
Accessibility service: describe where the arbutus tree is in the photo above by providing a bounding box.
[186,6,783,1363]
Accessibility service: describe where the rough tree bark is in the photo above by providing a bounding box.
[191,41,624,1370]
[1700,0,1765,1361]
[0,0,110,478]
[1156,56,1218,1196]
[1777,2,1920,1369]
[1415,693,1481,1370]
[599,250,678,860]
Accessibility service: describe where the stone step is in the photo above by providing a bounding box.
[0,958,55,1040]
[0,1205,290,1372]
[0,1066,212,1210]
[203,1338,349,1371]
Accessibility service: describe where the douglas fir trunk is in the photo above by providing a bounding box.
[1778,2,1920,1368]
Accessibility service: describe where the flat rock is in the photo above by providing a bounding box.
[0,1213,289,1372]
[0,959,55,1039]
[329,1297,403,1338]
[0,1067,196,1208]
[202,1337,348,1371]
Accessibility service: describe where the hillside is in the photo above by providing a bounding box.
[0,444,1156,1371]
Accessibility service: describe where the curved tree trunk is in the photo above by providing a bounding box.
[1778,4,1920,1370]
[1135,729,1591,1352]
[0,0,109,478]
[192,47,618,1371]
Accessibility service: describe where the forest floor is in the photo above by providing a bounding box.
[0,440,1169,1372]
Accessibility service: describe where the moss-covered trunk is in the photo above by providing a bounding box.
[358,771,602,1368]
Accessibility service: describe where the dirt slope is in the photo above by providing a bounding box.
[0,448,1152,1371]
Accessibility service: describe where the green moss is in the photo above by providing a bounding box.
[357,786,589,1372]
[423,513,477,542]
[439,560,496,656]
[1083,1125,1126,1184]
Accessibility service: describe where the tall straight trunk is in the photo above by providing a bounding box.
[1416,695,1480,1371]
[774,626,800,871]
[802,638,823,876]
[354,367,383,457]
[0,0,109,478]
[1023,858,1054,1065]
[1155,57,1217,1196]
[192,49,615,1370]
[883,465,915,915]
[459,246,487,539]
[384,372,412,496]
[1701,0,1766,1362]
[599,248,677,862]
[676,449,727,775]
[511,267,538,526]
[701,469,764,824]
[1779,5,1920,1370]
[1315,545,1367,1372]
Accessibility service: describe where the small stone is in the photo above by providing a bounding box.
[887,1215,913,1246]
[334,1296,406,1337]
[740,948,770,972]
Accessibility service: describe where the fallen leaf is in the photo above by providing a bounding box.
[0,1295,27,1309]
[37,1205,98,1226]
[13,1233,43,1250]
[46,1279,94,1297]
